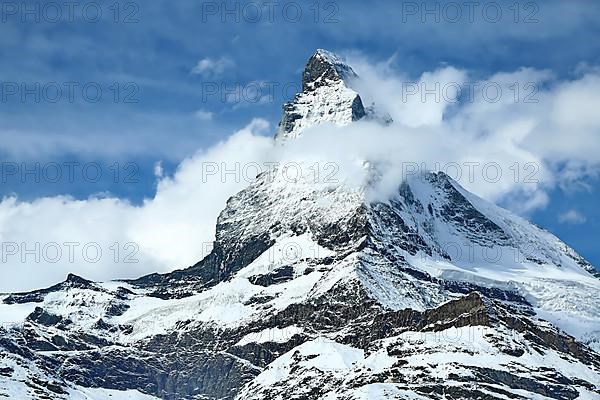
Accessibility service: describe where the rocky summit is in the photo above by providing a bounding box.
[276,49,391,140]
[1,50,599,399]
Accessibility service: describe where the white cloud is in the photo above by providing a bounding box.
[0,119,272,292]
[191,56,234,78]
[153,161,164,178]
[351,59,468,127]
[347,55,600,210]
[559,209,587,224]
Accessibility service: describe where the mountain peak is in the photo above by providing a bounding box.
[302,49,358,91]
[276,49,366,140]
[276,49,391,140]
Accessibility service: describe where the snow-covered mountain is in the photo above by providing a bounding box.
[1,50,599,400]
[276,49,391,140]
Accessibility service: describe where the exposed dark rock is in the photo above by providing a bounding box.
[26,307,71,327]
[301,49,358,92]
[248,265,295,287]
[3,274,98,305]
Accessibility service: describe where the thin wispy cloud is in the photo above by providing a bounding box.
[194,109,215,121]
[191,56,234,78]
[559,209,587,224]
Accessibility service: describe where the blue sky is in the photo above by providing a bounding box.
[1,0,600,281]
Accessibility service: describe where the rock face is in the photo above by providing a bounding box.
[302,49,359,91]
[1,50,600,399]
[276,49,375,140]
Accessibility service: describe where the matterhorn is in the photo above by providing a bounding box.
[1,49,599,400]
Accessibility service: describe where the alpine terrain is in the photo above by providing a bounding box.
[1,49,599,399]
